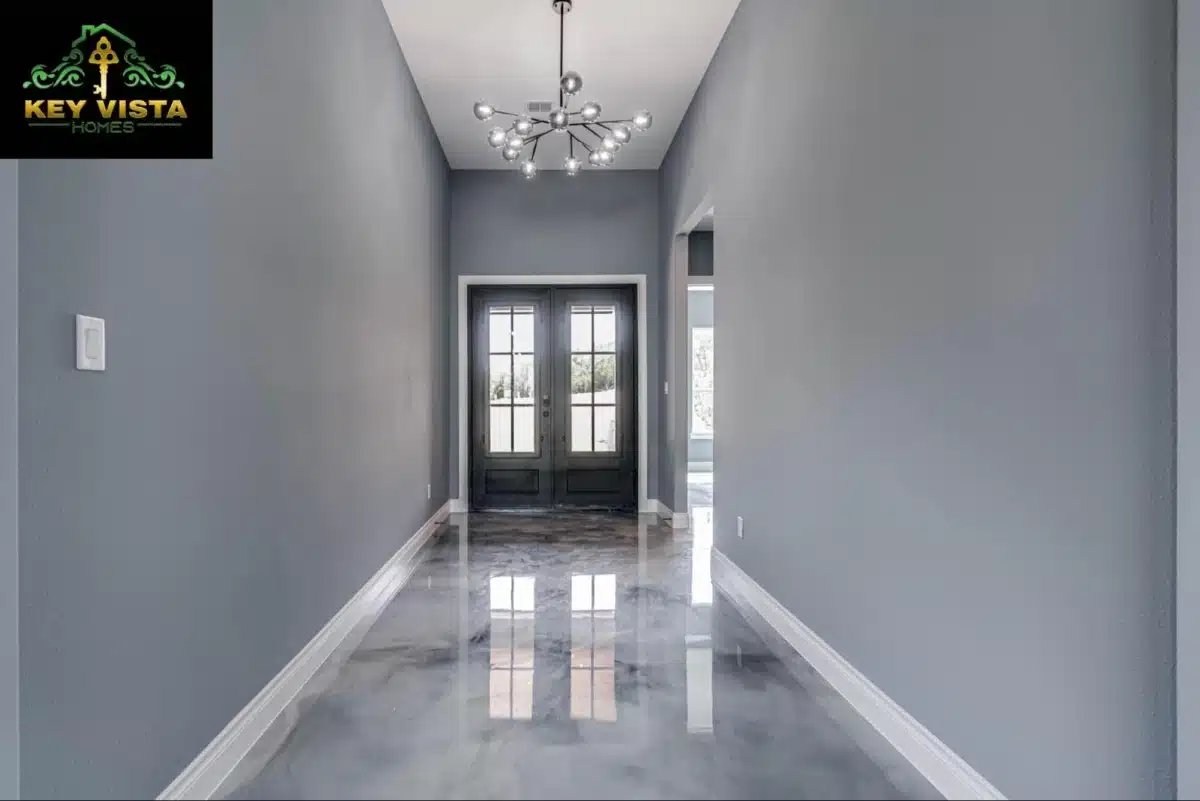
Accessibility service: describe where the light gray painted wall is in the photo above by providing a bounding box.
[448,170,659,502]
[688,287,713,464]
[661,1,1176,797]
[0,160,17,800]
[17,2,449,797]
[1179,1,1197,796]
[688,231,714,277]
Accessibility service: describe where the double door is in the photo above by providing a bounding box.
[470,285,637,510]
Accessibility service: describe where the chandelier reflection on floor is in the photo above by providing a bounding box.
[471,0,653,178]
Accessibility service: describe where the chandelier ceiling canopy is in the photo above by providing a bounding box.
[471,0,653,178]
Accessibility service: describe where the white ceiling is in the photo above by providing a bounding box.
[382,0,740,170]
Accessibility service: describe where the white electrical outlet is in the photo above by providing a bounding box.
[737,516,744,538]
[426,484,432,500]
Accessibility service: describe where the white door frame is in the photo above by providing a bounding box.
[454,274,649,513]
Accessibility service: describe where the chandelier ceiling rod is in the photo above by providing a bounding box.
[558,0,565,109]
[472,0,654,177]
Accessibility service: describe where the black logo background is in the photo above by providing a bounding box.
[0,4,212,159]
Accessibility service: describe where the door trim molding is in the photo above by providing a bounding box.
[455,275,649,513]
[711,549,1006,801]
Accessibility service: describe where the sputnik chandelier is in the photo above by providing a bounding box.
[471,0,653,178]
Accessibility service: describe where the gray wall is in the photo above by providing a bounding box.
[688,231,714,277]
[0,160,17,800]
[1180,1,1197,796]
[688,287,713,465]
[661,1,1175,797]
[17,1,449,797]
[448,170,659,503]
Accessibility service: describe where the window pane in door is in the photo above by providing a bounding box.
[489,406,512,453]
[571,355,593,404]
[571,406,593,452]
[593,307,616,352]
[594,406,616,452]
[512,406,535,453]
[489,309,512,354]
[489,355,511,402]
[512,308,534,353]
[571,308,592,352]
[593,354,616,403]
[513,354,534,403]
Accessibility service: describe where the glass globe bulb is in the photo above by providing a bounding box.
[548,107,569,131]
[611,124,632,144]
[487,127,507,148]
[564,156,582,174]
[502,146,521,162]
[580,101,602,122]
[587,150,602,166]
[520,160,538,179]
[601,135,619,152]
[514,116,535,136]
[560,70,583,96]
[597,149,613,166]
[473,101,495,121]
[505,133,524,150]
[632,110,653,131]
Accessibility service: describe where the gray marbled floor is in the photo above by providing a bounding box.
[224,490,935,800]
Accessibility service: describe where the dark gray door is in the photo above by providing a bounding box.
[550,286,637,508]
[470,285,637,510]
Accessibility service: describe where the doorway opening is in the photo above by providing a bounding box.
[468,284,638,511]
[684,209,714,517]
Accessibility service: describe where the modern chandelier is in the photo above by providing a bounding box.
[471,0,653,178]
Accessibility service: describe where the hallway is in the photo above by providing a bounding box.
[0,2,1183,798]
[223,484,934,799]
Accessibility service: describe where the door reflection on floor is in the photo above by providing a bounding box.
[570,574,617,722]
[489,575,536,720]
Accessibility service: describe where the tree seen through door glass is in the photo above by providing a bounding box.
[489,306,537,454]
[569,305,617,453]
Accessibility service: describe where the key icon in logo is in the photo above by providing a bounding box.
[88,36,118,100]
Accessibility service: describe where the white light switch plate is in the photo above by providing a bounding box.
[75,315,105,371]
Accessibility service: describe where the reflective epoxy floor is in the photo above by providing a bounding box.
[226,483,935,800]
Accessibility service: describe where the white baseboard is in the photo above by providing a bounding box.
[642,499,688,529]
[158,501,452,800]
[643,498,669,518]
[449,497,468,514]
[711,549,1005,801]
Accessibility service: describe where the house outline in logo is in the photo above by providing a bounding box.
[72,23,135,51]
